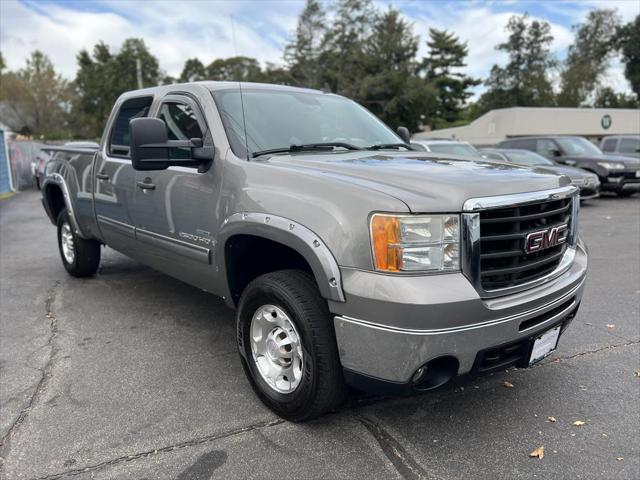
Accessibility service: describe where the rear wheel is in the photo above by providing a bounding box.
[57,209,101,277]
[237,270,345,421]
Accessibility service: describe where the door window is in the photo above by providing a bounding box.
[619,137,640,153]
[536,139,559,157]
[158,102,204,159]
[108,96,153,157]
[601,138,617,152]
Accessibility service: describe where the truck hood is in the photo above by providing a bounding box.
[265,151,569,212]
[537,164,597,180]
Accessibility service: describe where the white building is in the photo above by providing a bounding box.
[414,107,640,147]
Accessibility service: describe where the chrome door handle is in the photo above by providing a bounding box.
[136,180,156,191]
[96,172,109,181]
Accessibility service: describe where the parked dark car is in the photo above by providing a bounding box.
[497,136,640,197]
[600,135,640,159]
[481,148,600,200]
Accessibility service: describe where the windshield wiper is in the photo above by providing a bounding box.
[252,142,362,158]
[365,143,412,151]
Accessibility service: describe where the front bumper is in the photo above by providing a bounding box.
[601,171,640,193]
[330,241,588,387]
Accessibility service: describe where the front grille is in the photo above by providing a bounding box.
[479,197,572,291]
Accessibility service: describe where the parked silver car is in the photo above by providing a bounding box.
[600,135,640,159]
[481,148,600,200]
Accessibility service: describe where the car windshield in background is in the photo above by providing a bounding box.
[212,88,402,158]
[505,150,554,166]
[426,144,481,158]
[555,137,602,156]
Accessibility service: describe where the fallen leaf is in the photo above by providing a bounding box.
[529,446,544,459]
[548,416,557,423]
[602,433,608,437]
[616,457,624,461]
[503,381,514,388]
[606,324,615,329]
[573,420,586,426]
[634,370,640,378]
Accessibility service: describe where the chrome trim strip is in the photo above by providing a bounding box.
[334,276,584,336]
[97,215,135,238]
[462,186,578,212]
[136,227,211,264]
[462,187,580,298]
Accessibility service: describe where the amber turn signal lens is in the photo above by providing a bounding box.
[371,215,400,271]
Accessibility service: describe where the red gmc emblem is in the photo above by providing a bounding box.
[524,224,569,254]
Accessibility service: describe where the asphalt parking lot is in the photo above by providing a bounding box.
[0,189,638,480]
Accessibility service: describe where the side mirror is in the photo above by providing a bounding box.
[550,149,562,157]
[129,117,212,171]
[397,126,411,144]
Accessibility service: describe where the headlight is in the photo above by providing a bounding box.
[370,214,460,272]
[597,161,624,171]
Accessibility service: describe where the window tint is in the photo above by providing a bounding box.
[536,139,559,157]
[158,101,204,159]
[109,97,153,157]
[482,151,507,161]
[620,137,640,153]
[601,138,617,152]
[506,139,536,151]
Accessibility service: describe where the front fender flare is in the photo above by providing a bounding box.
[217,212,345,306]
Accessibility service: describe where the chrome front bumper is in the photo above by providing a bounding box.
[331,241,588,384]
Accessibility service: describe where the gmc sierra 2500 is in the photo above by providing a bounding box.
[41,82,588,421]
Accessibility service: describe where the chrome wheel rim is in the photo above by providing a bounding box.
[61,222,75,264]
[250,304,304,394]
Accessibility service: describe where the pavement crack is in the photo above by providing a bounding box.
[30,418,285,480]
[356,413,435,480]
[541,339,640,366]
[0,281,61,463]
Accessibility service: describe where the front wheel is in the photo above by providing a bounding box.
[57,209,101,277]
[237,270,345,421]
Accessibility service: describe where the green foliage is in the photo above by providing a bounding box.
[593,86,639,108]
[206,56,263,81]
[284,0,326,88]
[477,14,556,115]
[72,39,160,138]
[423,29,480,127]
[616,15,640,99]
[0,51,71,137]
[558,9,621,107]
[179,58,206,82]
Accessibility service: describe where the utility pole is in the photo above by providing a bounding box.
[136,57,143,89]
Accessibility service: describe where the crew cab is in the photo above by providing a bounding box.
[41,83,588,420]
[497,136,640,197]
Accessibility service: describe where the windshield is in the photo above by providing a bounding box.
[212,88,402,158]
[504,150,554,166]
[427,143,481,158]
[555,137,602,156]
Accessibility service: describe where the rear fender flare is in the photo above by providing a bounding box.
[41,173,87,238]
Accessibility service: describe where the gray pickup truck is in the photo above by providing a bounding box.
[41,82,588,421]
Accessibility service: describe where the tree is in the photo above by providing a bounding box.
[179,58,207,82]
[71,39,161,138]
[0,51,71,137]
[478,14,556,114]
[616,14,640,99]
[593,86,639,108]
[206,56,263,81]
[284,0,326,88]
[321,0,376,98]
[359,8,436,131]
[558,9,621,107]
[422,29,480,126]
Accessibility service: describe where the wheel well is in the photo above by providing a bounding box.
[45,184,65,222]
[225,234,314,305]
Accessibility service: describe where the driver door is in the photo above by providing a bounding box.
[133,94,221,291]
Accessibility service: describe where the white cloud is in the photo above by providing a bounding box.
[0,0,302,78]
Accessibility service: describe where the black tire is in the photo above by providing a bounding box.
[57,209,101,277]
[237,270,345,421]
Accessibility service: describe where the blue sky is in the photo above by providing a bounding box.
[1,0,638,95]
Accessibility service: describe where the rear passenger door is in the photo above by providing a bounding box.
[133,94,221,291]
[94,96,152,255]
